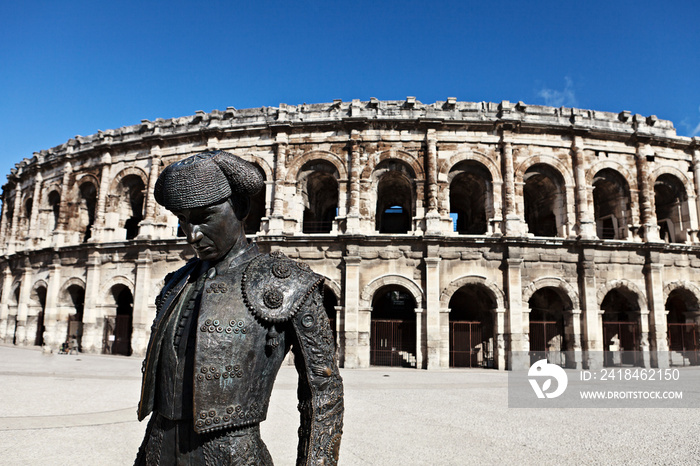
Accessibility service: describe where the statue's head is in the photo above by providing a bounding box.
[155,150,263,261]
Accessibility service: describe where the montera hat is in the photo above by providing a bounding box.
[154,150,263,211]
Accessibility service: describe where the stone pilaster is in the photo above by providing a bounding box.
[82,251,102,353]
[424,255,441,369]
[580,248,603,369]
[346,131,361,233]
[0,265,13,342]
[505,246,527,369]
[690,148,700,237]
[132,249,153,356]
[8,190,21,254]
[636,143,660,242]
[42,255,63,351]
[645,251,669,368]
[572,137,596,238]
[494,308,506,370]
[342,252,361,368]
[501,137,520,236]
[268,132,288,233]
[415,307,424,369]
[92,152,112,242]
[27,172,43,244]
[54,162,73,246]
[138,146,162,239]
[15,258,33,346]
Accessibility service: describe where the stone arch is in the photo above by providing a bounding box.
[101,275,135,304]
[285,150,347,183]
[361,149,424,180]
[597,280,648,310]
[587,160,637,190]
[321,276,342,303]
[59,277,86,306]
[360,274,423,309]
[664,280,700,310]
[440,275,505,309]
[523,277,579,310]
[515,153,574,188]
[439,150,502,184]
[30,279,49,301]
[651,166,694,200]
[239,154,273,182]
[109,166,148,193]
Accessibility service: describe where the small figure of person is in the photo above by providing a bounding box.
[59,339,69,354]
[69,335,79,355]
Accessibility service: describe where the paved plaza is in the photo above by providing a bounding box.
[0,344,698,465]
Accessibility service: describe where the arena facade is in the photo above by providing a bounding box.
[1,98,700,370]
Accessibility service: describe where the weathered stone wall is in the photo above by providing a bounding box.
[1,99,699,370]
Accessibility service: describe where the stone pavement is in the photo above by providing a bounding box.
[0,344,698,465]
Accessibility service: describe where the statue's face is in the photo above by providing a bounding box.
[173,198,243,261]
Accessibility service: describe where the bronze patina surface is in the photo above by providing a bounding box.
[135,150,343,465]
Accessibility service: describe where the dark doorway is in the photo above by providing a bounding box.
[67,285,85,349]
[33,287,47,346]
[529,287,568,366]
[448,285,495,368]
[111,286,133,356]
[370,286,417,367]
[601,289,640,367]
[666,289,700,366]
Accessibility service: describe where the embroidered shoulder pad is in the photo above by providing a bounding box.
[242,252,323,323]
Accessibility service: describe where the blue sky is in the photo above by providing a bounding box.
[1,1,698,183]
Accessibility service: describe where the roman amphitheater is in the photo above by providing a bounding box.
[1,98,699,371]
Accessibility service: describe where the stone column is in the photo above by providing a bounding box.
[0,265,13,342]
[42,255,62,351]
[505,246,527,369]
[639,308,652,368]
[415,307,424,369]
[54,162,73,246]
[27,172,43,244]
[342,252,361,368]
[92,152,112,242]
[691,148,700,239]
[82,251,102,353]
[268,133,288,233]
[425,129,441,234]
[439,307,451,368]
[569,309,583,369]
[501,138,519,236]
[15,259,33,346]
[346,131,362,233]
[0,193,9,254]
[645,251,669,367]
[138,146,162,239]
[580,248,603,369]
[132,249,153,356]
[8,190,21,254]
[424,255,441,369]
[494,308,506,370]
[572,139,596,238]
[636,143,660,242]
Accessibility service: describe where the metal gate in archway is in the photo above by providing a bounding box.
[603,321,639,366]
[668,323,699,366]
[529,320,565,365]
[370,319,416,367]
[449,321,492,368]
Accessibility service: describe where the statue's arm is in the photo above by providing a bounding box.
[290,284,344,466]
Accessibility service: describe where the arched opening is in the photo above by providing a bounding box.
[655,174,689,243]
[593,169,631,240]
[666,289,699,366]
[448,161,492,234]
[601,288,640,367]
[448,285,495,368]
[370,285,417,367]
[22,197,33,235]
[105,285,133,356]
[375,162,413,234]
[66,285,85,349]
[523,164,566,237]
[119,175,145,240]
[323,285,338,344]
[528,287,569,367]
[300,161,338,234]
[79,182,97,242]
[29,286,47,346]
[47,191,61,232]
[10,285,20,345]
[245,164,267,235]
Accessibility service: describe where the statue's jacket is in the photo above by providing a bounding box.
[138,246,343,464]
